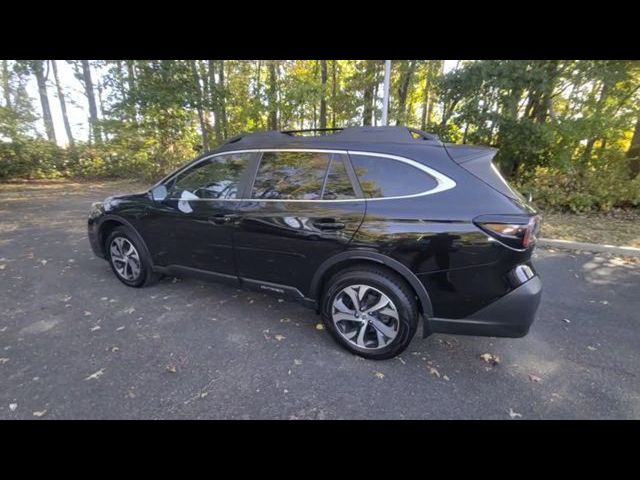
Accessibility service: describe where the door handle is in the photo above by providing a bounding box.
[209,214,240,225]
[313,219,345,230]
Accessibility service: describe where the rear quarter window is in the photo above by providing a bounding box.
[349,154,438,198]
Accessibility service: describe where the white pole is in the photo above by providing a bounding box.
[381,60,391,126]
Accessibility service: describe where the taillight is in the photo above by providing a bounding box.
[474,215,540,250]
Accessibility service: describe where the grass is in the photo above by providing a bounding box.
[542,211,640,248]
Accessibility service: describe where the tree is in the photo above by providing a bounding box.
[319,60,327,130]
[626,115,640,177]
[190,60,210,151]
[267,60,278,130]
[76,60,102,144]
[395,60,417,126]
[361,60,378,126]
[32,60,56,143]
[51,60,75,147]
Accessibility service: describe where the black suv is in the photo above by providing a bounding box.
[88,126,542,359]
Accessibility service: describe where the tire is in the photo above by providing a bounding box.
[105,226,160,288]
[321,266,418,360]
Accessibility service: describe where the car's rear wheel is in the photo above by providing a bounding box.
[321,266,418,360]
[105,226,160,288]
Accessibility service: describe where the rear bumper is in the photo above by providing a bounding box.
[427,273,542,338]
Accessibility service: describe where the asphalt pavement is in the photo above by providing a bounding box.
[1,181,639,419]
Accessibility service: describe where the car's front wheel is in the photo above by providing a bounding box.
[321,266,418,360]
[105,226,160,288]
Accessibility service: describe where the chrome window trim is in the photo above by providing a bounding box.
[161,148,456,202]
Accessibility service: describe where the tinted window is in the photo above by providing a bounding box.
[350,154,437,198]
[252,151,330,200]
[323,156,356,200]
[168,153,251,199]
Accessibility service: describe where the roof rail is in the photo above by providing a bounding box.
[406,127,440,142]
[281,128,344,136]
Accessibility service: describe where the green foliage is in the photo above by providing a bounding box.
[0,139,65,179]
[1,59,640,212]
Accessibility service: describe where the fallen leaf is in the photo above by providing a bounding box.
[9,403,17,411]
[85,368,105,381]
[315,323,325,330]
[528,374,542,383]
[480,353,501,365]
[508,408,522,419]
[429,367,441,378]
[33,410,47,417]
[374,372,385,379]
[274,334,286,341]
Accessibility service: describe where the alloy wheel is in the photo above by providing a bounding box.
[331,284,400,350]
[109,236,141,281]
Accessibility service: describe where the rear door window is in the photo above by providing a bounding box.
[251,151,330,200]
[349,154,438,198]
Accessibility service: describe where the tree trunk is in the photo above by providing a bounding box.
[199,61,213,144]
[2,60,11,109]
[626,115,640,178]
[253,60,263,128]
[395,60,416,126]
[218,60,228,138]
[51,60,74,148]
[420,62,433,131]
[319,60,327,131]
[125,60,137,122]
[34,60,56,143]
[362,61,376,126]
[331,60,337,128]
[81,60,101,144]
[208,60,222,144]
[267,60,278,130]
[190,60,210,151]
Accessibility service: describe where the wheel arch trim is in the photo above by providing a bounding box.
[98,214,154,265]
[309,250,434,327]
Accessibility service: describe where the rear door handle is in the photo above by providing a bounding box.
[209,214,240,225]
[313,219,345,230]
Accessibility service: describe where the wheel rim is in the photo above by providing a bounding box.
[109,236,141,281]
[331,284,400,350]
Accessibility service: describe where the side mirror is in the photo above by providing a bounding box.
[150,185,168,202]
